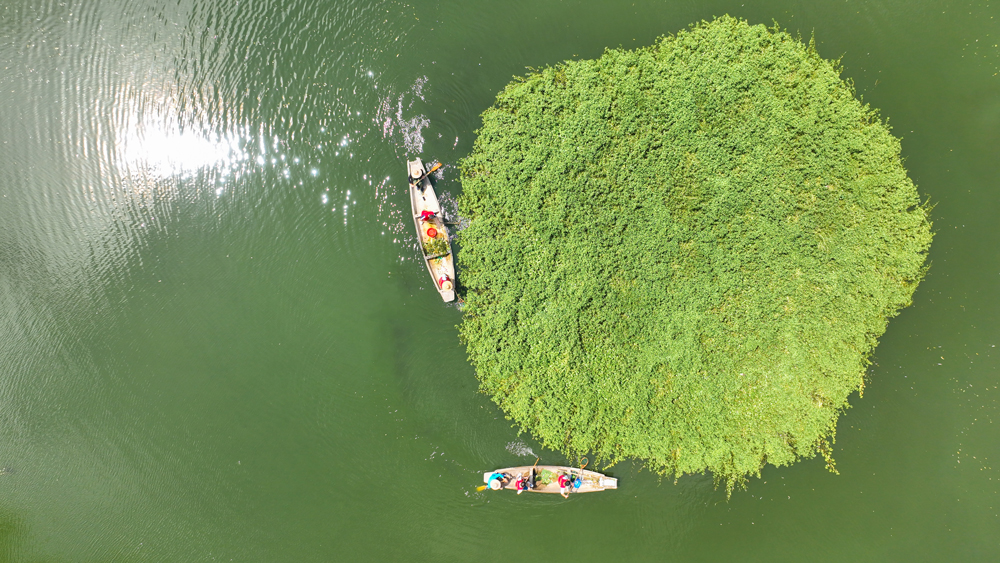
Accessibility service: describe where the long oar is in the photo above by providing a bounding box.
[411,161,443,184]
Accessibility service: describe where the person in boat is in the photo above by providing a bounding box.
[515,473,529,495]
[558,473,572,498]
[439,275,453,292]
[419,209,436,221]
[487,472,507,491]
[411,163,439,188]
[411,172,428,192]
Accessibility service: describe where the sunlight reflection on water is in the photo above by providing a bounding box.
[115,98,249,181]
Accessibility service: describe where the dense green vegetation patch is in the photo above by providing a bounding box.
[457,16,932,491]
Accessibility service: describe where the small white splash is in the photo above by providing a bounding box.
[400,115,429,154]
[506,441,537,458]
[377,75,431,155]
[411,75,428,100]
[437,190,468,232]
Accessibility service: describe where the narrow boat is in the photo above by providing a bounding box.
[483,465,618,495]
[408,158,456,302]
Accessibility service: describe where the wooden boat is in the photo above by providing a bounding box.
[483,465,618,495]
[408,158,456,302]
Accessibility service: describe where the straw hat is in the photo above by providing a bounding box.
[489,479,502,490]
[441,280,454,291]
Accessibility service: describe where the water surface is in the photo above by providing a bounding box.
[1,0,998,560]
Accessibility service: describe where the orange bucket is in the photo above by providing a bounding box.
[426,227,438,238]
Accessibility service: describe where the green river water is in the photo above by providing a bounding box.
[1,0,998,560]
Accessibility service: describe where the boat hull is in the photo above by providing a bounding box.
[408,158,456,302]
[483,465,618,494]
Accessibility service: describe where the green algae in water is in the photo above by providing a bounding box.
[457,16,933,492]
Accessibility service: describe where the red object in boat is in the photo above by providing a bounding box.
[426,227,438,238]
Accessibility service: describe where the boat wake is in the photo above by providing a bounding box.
[377,76,430,155]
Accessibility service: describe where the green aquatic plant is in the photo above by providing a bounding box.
[457,16,932,492]
[422,234,449,257]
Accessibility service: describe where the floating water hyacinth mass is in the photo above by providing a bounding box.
[457,16,933,493]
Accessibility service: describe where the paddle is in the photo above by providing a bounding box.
[410,161,443,184]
